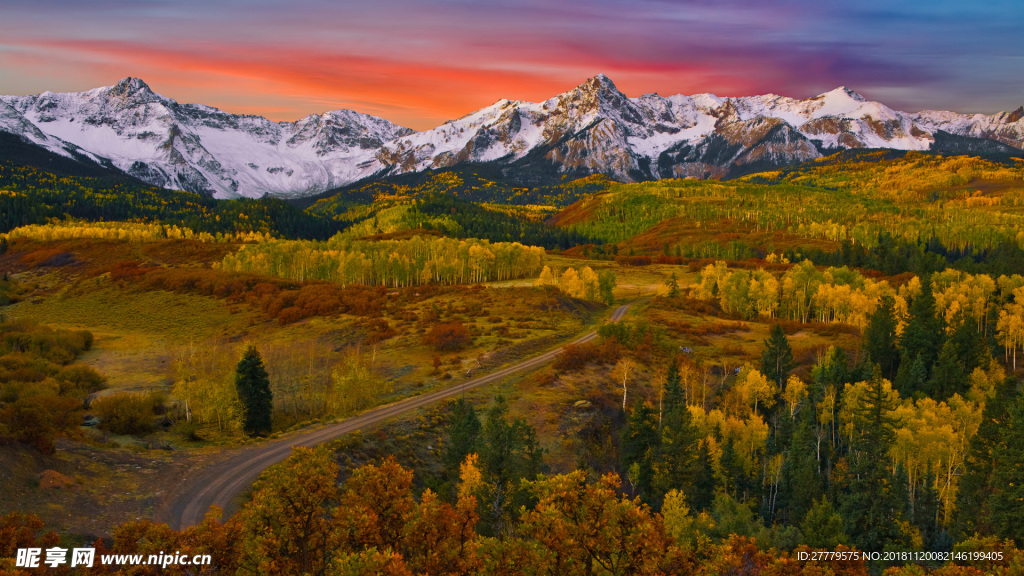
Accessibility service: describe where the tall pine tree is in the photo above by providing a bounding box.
[621,401,660,503]
[955,377,1019,537]
[838,367,904,551]
[864,294,900,380]
[761,324,794,390]
[653,361,700,507]
[895,275,943,396]
[988,394,1024,545]
[235,345,273,436]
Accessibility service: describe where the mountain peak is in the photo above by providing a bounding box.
[109,77,156,98]
[820,86,866,102]
[556,73,630,114]
[579,73,619,92]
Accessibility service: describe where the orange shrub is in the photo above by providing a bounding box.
[425,321,471,351]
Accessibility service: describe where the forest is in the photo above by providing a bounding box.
[1,150,1024,575]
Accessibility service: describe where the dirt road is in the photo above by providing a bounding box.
[164,301,634,529]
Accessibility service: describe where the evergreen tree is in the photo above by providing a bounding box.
[895,276,943,396]
[813,346,849,397]
[621,401,660,503]
[926,312,985,400]
[442,398,481,488]
[784,406,823,525]
[690,440,717,513]
[987,394,1024,545]
[761,324,794,389]
[802,498,848,549]
[653,362,699,506]
[666,273,680,298]
[838,366,903,551]
[925,340,967,400]
[477,396,544,537]
[956,377,1018,537]
[719,437,752,502]
[910,474,947,551]
[235,345,273,436]
[864,294,900,380]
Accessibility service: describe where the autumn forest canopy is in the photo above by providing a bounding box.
[3,149,1024,574]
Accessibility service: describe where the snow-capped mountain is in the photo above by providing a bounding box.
[0,77,414,198]
[1,75,1022,198]
[375,75,1024,182]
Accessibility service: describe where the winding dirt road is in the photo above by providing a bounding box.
[163,301,634,529]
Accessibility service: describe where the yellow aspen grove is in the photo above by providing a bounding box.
[221,235,545,287]
[559,267,583,298]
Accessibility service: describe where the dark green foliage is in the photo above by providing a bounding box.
[838,367,904,552]
[442,399,481,483]
[666,273,680,298]
[983,390,1024,545]
[895,277,944,396]
[653,362,700,507]
[597,320,660,349]
[760,324,794,389]
[306,167,614,209]
[690,440,717,513]
[956,377,1019,537]
[476,396,544,536]
[0,162,342,239]
[864,294,901,380]
[409,194,593,250]
[812,346,850,394]
[801,498,848,549]
[719,438,752,502]
[784,406,823,525]
[925,313,985,400]
[651,362,700,502]
[620,401,659,503]
[787,232,1024,277]
[926,340,968,400]
[910,474,947,551]
[235,345,273,436]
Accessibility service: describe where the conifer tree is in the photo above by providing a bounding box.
[956,377,1018,537]
[802,498,848,549]
[620,401,659,503]
[864,294,900,380]
[235,345,273,436]
[667,272,680,298]
[443,398,481,485]
[988,395,1024,545]
[839,366,903,551]
[784,406,823,524]
[653,362,699,506]
[761,324,794,390]
[690,440,717,512]
[896,276,943,396]
[476,396,543,536]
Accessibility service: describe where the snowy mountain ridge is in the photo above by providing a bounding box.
[1,75,1022,198]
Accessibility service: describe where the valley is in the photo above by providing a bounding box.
[1,141,1024,573]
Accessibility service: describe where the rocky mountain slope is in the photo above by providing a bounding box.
[1,75,1021,198]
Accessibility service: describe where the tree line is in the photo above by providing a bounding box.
[220,235,547,287]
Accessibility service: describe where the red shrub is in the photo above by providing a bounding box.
[425,321,471,351]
